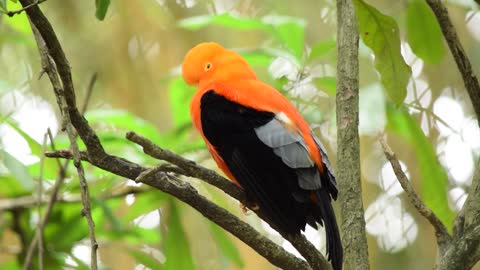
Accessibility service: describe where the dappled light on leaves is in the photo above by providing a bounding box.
[365,195,418,253]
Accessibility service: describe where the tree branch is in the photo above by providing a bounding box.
[0,187,147,212]
[426,0,480,125]
[46,133,332,270]
[22,10,98,269]
[435,224,480,270]
[6,0,45,17]
[336,0,369,269]
[379,136,452,253]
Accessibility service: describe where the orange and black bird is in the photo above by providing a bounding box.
[182,42,343,270]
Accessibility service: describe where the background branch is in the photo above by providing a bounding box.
[426,0,480,124]
[379,136,451,253]
[424,1,480,269]
[336,0,370,269]
[23,12,98,269]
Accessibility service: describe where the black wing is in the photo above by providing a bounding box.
[200,90,342,270]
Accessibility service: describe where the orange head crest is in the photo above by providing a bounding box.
[182,42,256,88]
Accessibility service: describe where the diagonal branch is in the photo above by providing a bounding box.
[45,149,312,269]
[379,136,451,253]
[126,131,332,270]
[46,132,332,270]
[426,0,480,125]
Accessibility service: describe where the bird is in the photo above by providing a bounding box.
[182,42,343,270]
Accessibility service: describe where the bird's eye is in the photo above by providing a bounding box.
[205,63,212,71]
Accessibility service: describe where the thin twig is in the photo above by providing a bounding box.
[0,186,147,211]
[426,0,480,125]
[23,137,69,269]
[379,136,452,252]
[81,72,97,114]
[37,132,47,270]
[6,0,44,17]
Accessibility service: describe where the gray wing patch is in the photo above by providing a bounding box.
[273,143,314,168]
[312,133,335,178]
[312,131,338,198]
[296,167,322,190]
[254,118,313,168]
[254,118,300,147]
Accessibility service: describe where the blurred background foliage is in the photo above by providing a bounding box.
[0,0,479,269]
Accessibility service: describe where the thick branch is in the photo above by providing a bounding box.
[46,150,310,269]
[379,137,451,252]
[47,134,331,270]
[125,131,245,201]
[126,131,331,270]
[425,2,480,268]
[426,0,480,125]
[462,160,480,231]
[434,225,480,270]
[336,0,369,269]
[18,0,106,159]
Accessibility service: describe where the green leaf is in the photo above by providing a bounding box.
[2,118,59,180]
[44,203,88,251]
[4,1,31,34]
[239,50,275,67]
[93,197,124,232]
[314,76,337,96]
[0,176,30,196]
[308,38,336,61]
[0,259,20,270]
[168,78,196,127]
[122,191,167,222]
[0,149,34,191]
[209,222,244,268]
[406,0,444,64]
[0,0,6,12]
[386,104,454,230]
[95,0,110,20]
[262,15,306,60]
[128,248,163,270]
[86,109,162,144]
[353,0,411,105]
[164,201,195,270]
[178,14,305,60]
[178,14,268,31]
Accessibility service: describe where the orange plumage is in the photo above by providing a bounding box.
[182,42,342,270]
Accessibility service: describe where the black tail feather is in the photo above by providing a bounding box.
[316,189,343,270]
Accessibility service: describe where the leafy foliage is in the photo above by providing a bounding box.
[95,0,111,20]
[179,13,306,61]
[406,0,445,64]
[386,105,454,229]
[163,201,195,270]
[353,0,412,105]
